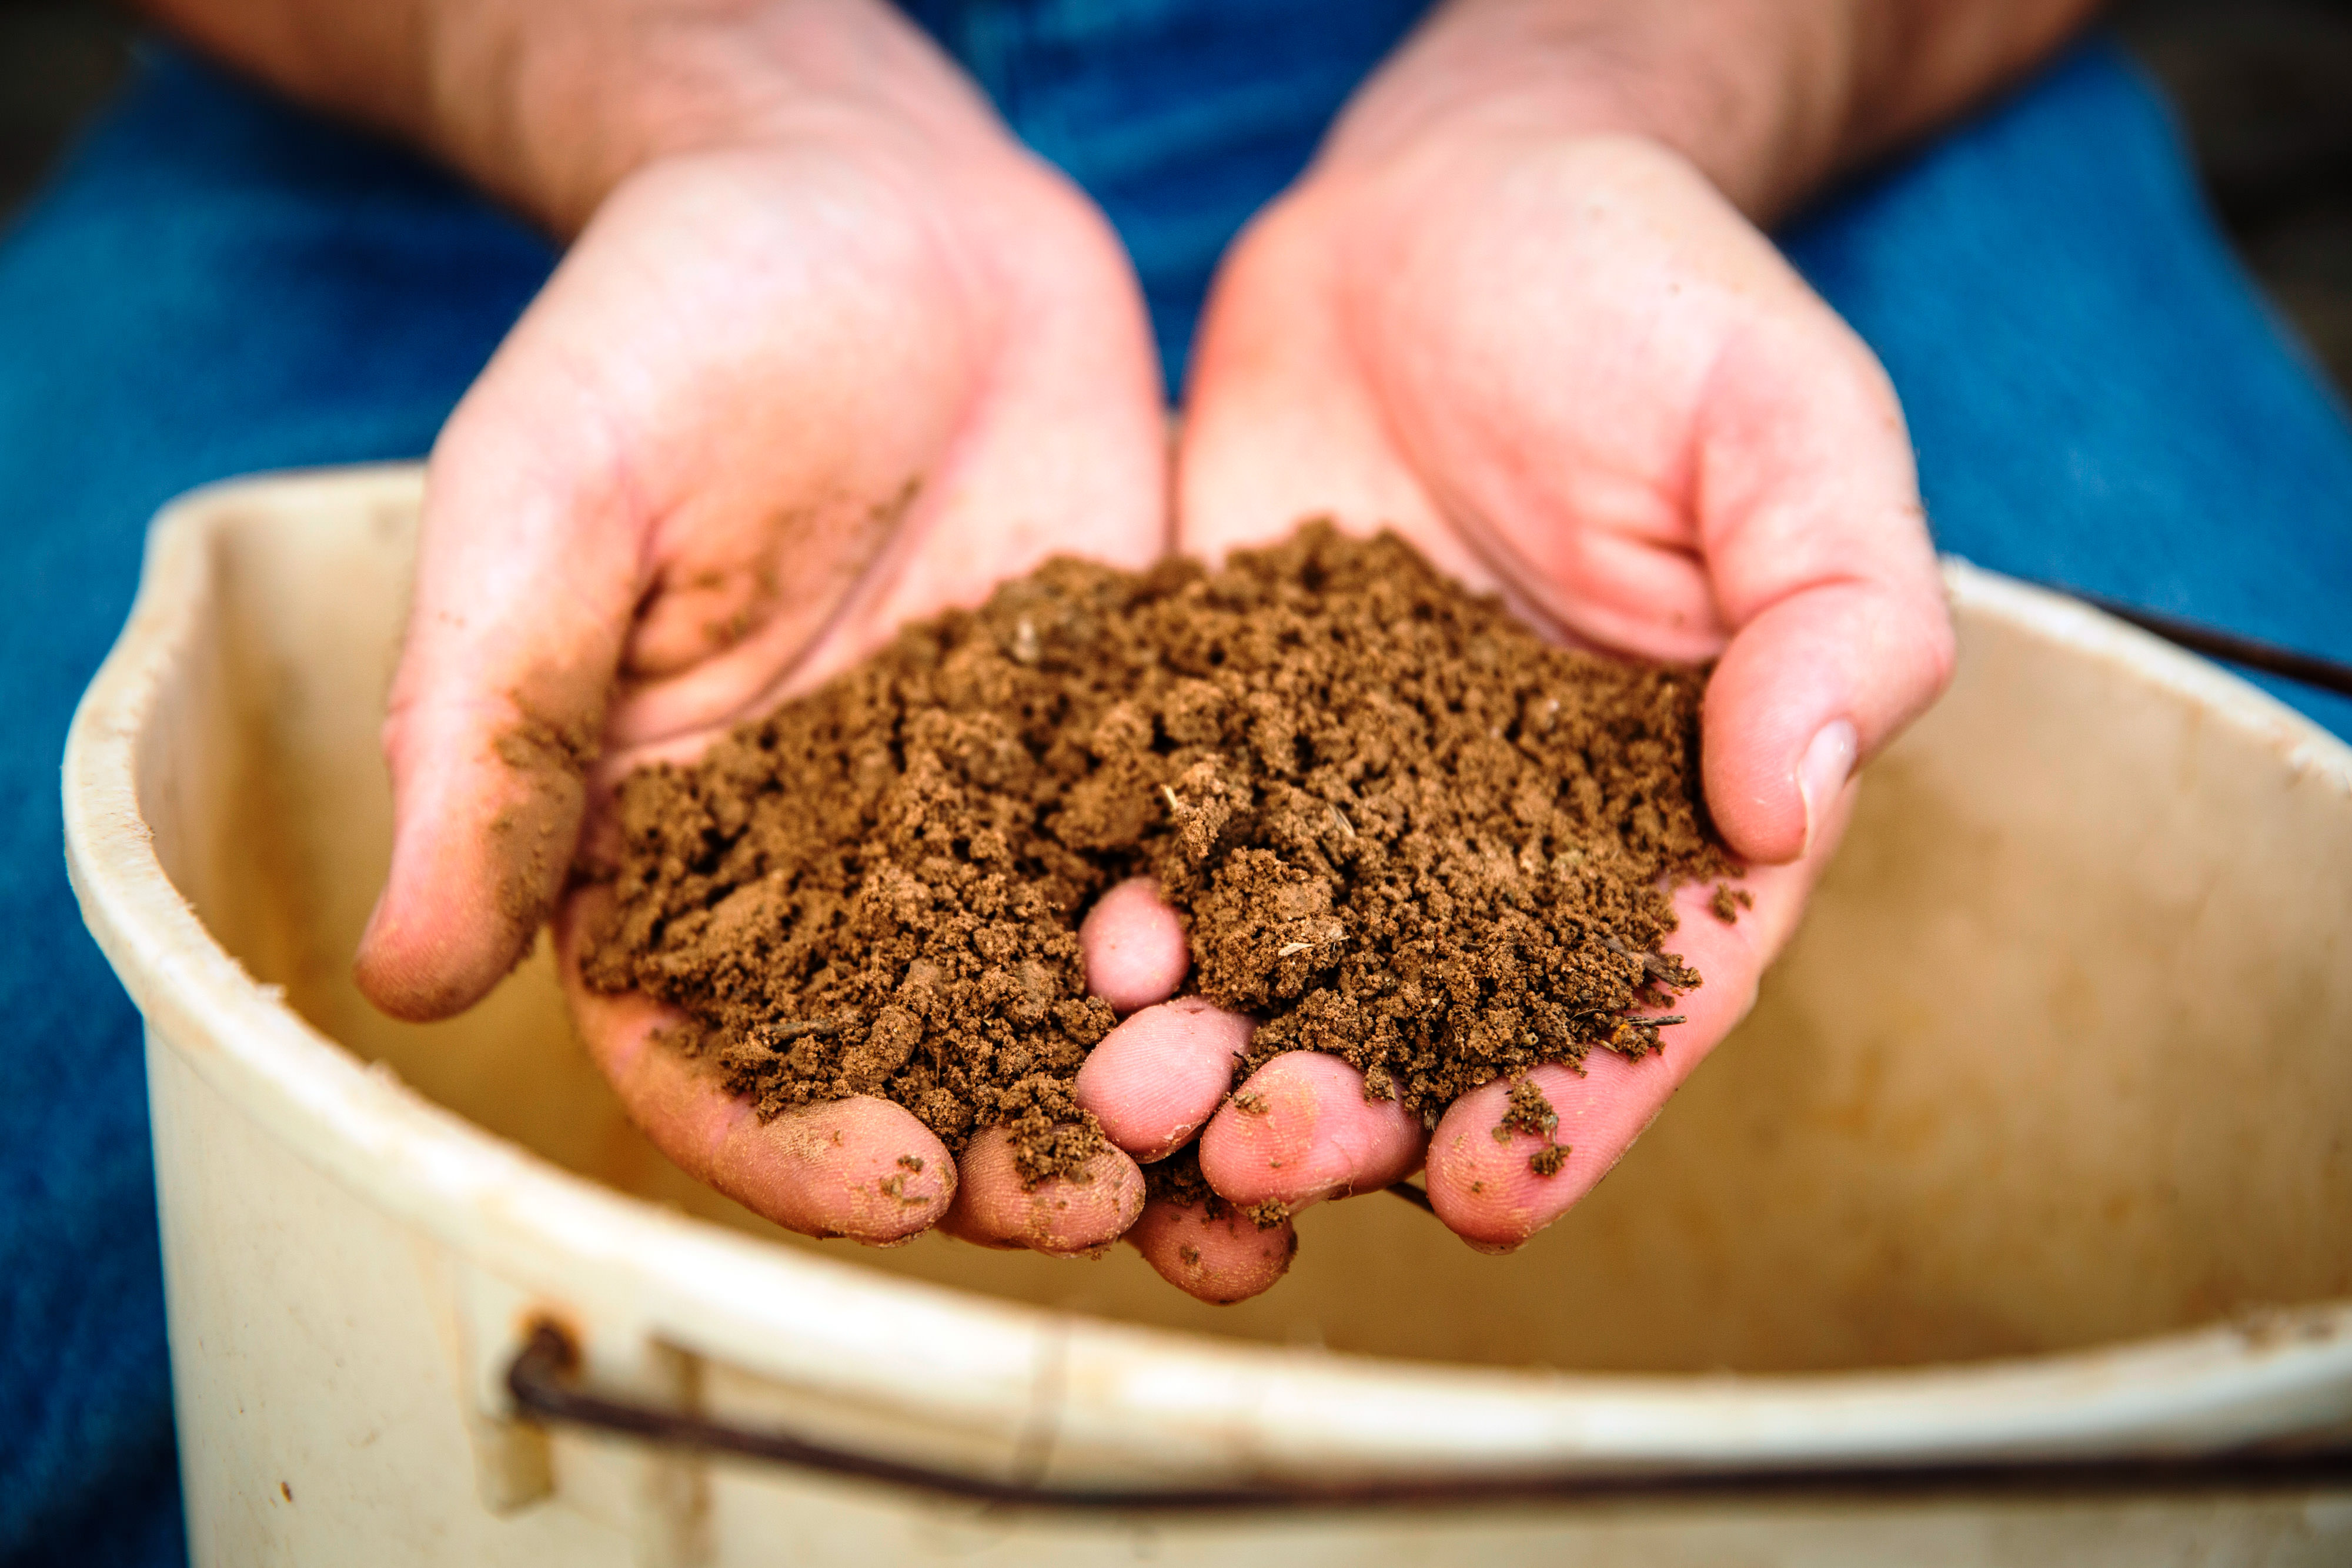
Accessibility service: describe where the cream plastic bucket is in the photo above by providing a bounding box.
[63,467,2352,1565]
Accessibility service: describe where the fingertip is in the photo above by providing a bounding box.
[1424,1075,1575,1251]
[1197,1051,1422,1207]
[355,869,539,1022]
[941,1129,1146,1256]
[1073,997,1252,1161]
[1080,877,1190,1012]
[1425,1059,1651,1251]
[1127,1199,1297,1303]
[358,704,590,1020]
[1700,678,1816,867]
[1701,581,1950,865]
[734,1098,958,1242]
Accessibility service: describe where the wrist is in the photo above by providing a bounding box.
[1318,0,2099,221]
[417,0,1003,233]
[1314,0,1866,219]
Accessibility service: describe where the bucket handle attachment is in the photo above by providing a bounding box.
[507,1322,2352,1510]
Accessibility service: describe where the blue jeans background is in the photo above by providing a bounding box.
[2,12,2347,1563]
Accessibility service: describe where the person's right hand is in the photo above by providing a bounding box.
[349,0,1177,1254]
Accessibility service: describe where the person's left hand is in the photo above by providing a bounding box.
[1070,48,1954,1303]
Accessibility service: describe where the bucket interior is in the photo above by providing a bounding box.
[145,487,2352,1378]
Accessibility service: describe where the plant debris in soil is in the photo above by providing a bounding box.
[582,524,1739,1188]
[1499,1078,1572,1178]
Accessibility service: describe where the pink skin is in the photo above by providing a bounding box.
[1179,135,1953,867]
[1077,877,1192,1015]
[1128,1201,1298,1303]
[935,1129,1145,1256]
[1073,997,1248,1162]
[1197,1052,1425,1210]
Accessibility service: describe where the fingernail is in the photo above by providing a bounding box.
[357,819,415,958]
[356,882,394,962]
[1798,720,1859,857]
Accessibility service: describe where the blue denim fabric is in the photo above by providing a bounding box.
[2,21,2347,1566]
[0,52,550,1568]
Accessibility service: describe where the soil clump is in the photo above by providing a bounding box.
[582,525,1737,1187]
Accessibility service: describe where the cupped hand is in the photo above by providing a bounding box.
[1085,104,1953,1297]
[352,2,1171,1251]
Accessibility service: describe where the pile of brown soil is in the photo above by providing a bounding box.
[582,525,1736,1186]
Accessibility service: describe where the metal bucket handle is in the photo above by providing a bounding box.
[506,1323,2352,1511]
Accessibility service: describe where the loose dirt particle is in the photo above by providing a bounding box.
[1144,1145,1229,1220]
[1243,1198,1293,1231]
[1496,1078,1561,1144]
[493,700,600,779]
[584,526,1735,1187]
[1499,1078,1571,1176]
[1710,882,1753,923]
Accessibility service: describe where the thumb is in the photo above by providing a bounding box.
[1696,317,1955,864]
[353,349,643,1021]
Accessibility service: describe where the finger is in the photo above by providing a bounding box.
[1079,877,1191,1014]
[1197,1050,1424,1209]
[1426,1057,1655,1254]
[1695,309,1953,864]
[1427,783,1856,1250]
[1126,1199,1298,1304]
[349,262,663,1020]
[1073,998,1252,1162]
[554,895,954,1242]
[937,1128,1147,1256]
[353,409,630,1021]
